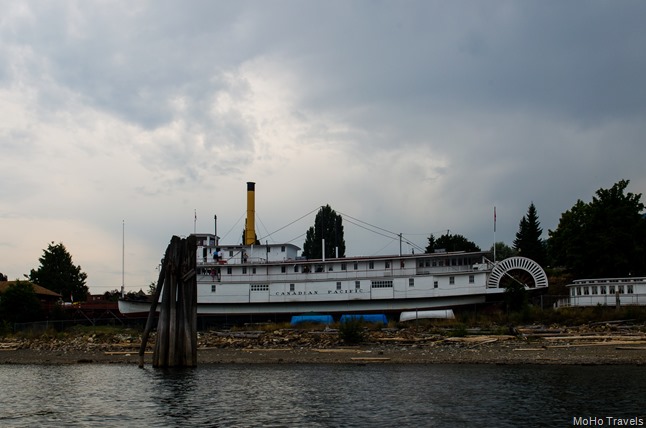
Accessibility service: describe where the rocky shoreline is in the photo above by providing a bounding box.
[2,323,646,366]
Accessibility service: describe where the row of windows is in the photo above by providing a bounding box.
[572,285,635,296]
[371,280,393,288]
[211,276,474,293]
[211,276,477,293]
[202,262,398,276]
[418,257,478,268]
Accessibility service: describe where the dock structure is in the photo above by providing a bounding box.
[139,235,198,368]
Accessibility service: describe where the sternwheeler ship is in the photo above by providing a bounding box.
[118,183,548,317]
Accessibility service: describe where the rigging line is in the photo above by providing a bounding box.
[371,238,399,256]
[403,239,426,253]
[336,210,400,238]
[220,211,246,242]
[257,206,323,242]
[255,215,272,243]
[286,231,307,245]
[343,217,395,240]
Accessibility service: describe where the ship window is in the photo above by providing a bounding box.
[328,264,333,271]
[432,260,437,267]
[267,247,271,252]
[354,262,358,270]
[281,246,285,252]
[418,260,424,268]
[627,285,634,294]
[251,284,269,291]
[336,282,341,290]
[369,261,374,269]
[592,286,598,295]
[281,266,286,273]
[290,284,295,292]
[242,267,247,274]
[211,285,216,293]
[433,281,438,289]
[577,287,582,295]
[600,285,607,294]
[409,278,414,287]
[252,267,257,274]
[609,286,615,294]
[229,251,234,257]
[341,263,347,271]
[371,280,393,288]
[385,261,390,269]
[583,287,589,295]
[294,265,299,273]
[227,267,232,275]
[618,285,624,294]
[425,260,431,267]
[571,288,576,296]
[449,276,455,285]
[355,281,360,290]
[469,275,474,284]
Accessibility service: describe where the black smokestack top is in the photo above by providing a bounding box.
[247,182,255,191]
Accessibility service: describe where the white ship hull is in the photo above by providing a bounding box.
[119,246,547,317]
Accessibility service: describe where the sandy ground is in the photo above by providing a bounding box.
[2,326,646,366]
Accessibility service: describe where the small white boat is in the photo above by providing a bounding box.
[399,309,455,322]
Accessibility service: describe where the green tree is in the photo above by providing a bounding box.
[29,242,89,302]
[0,280,43,323]
[513,203,547,266]
[490,242,516,260]
[548,180,646,277]
[302,205,346,259]
[425,232,480,253]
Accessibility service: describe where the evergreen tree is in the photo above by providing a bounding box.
[425,232,480,253]
[302,205,346,259]
[513,202,547,266]
[548,180,646,277]
[29,242,89,302]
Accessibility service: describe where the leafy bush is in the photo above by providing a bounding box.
[338,318,365,344]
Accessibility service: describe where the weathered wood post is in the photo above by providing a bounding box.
[139,235,197,368]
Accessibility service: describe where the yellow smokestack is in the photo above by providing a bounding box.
[245,182,256,245]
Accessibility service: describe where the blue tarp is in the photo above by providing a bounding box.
[290,314,334,325]
[339,314,388,324]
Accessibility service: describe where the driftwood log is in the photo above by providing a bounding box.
[139,235,197,368]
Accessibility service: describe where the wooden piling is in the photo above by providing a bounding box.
[139,235,197,368]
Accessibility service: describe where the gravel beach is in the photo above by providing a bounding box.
[2,324,645,366]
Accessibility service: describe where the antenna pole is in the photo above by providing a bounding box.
[121,220,125,298]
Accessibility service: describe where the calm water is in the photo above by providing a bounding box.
[0,364,644,427]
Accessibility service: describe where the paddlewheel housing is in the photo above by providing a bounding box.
[487,257,548,289]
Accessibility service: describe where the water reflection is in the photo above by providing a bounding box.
[0,364,644,427]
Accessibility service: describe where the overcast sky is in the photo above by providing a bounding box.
[1,1,645,294]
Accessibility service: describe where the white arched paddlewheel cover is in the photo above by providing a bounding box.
[487,257,548,289]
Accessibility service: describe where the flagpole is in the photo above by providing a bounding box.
[194,209,197,234]
[493,206,497,262]
[121,219,125,298]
